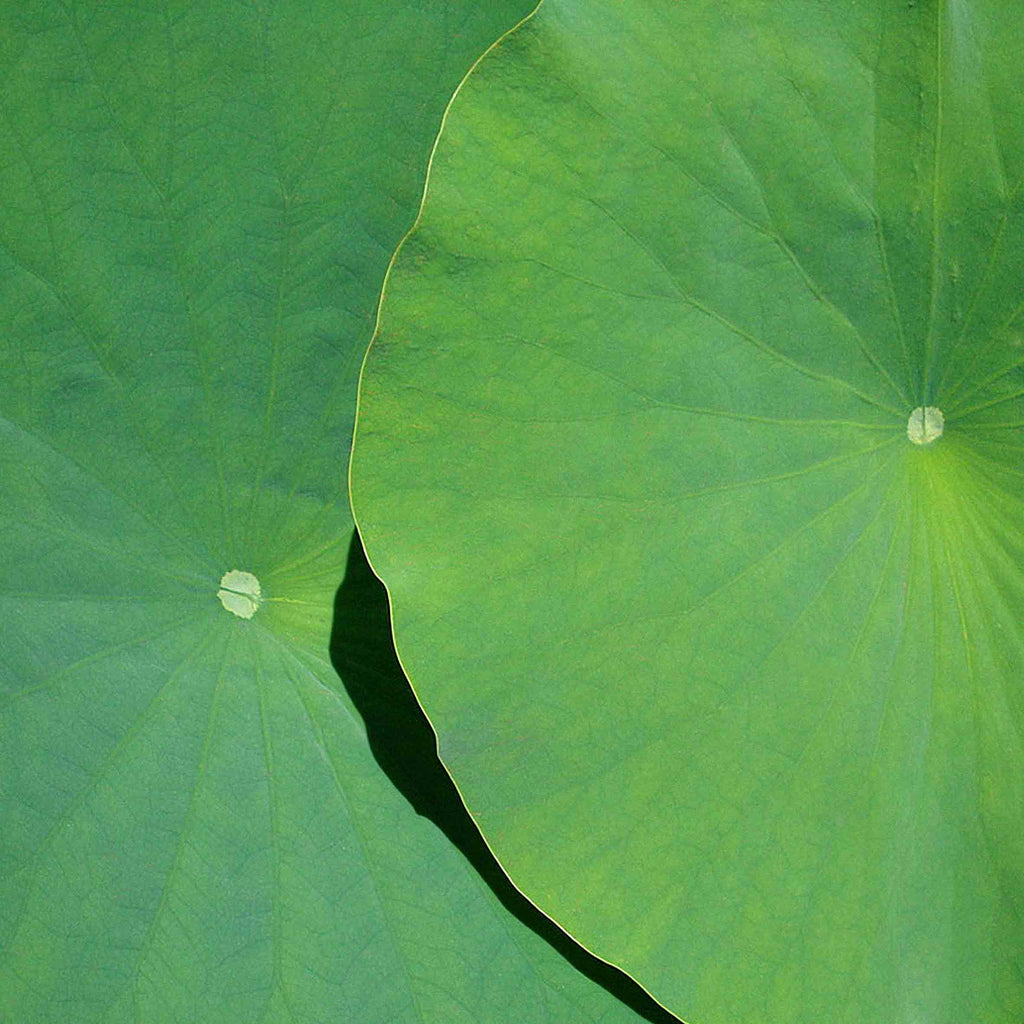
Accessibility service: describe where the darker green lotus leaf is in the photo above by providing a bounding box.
[0,2,652,1021]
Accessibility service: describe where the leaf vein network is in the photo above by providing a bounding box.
[710,96,910,408]
[581,195,906,417]
[281,644,429,1021]
[120,625,236,1007]
[428,449,898,682]
[0,620,222,973]
[0,416,218,575]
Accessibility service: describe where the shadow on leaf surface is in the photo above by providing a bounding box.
[330,530,679,1024]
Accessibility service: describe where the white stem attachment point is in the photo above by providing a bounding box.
[217,569,262,619]
[907,406,944,445]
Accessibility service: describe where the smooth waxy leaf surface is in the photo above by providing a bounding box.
[0,2,651,1021]
[351,2,1024,1021]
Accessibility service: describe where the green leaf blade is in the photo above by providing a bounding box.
[351,2,1024,1020]
[1,1,657,1020]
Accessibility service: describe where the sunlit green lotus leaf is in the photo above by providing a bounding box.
[351,2,1024,1021]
